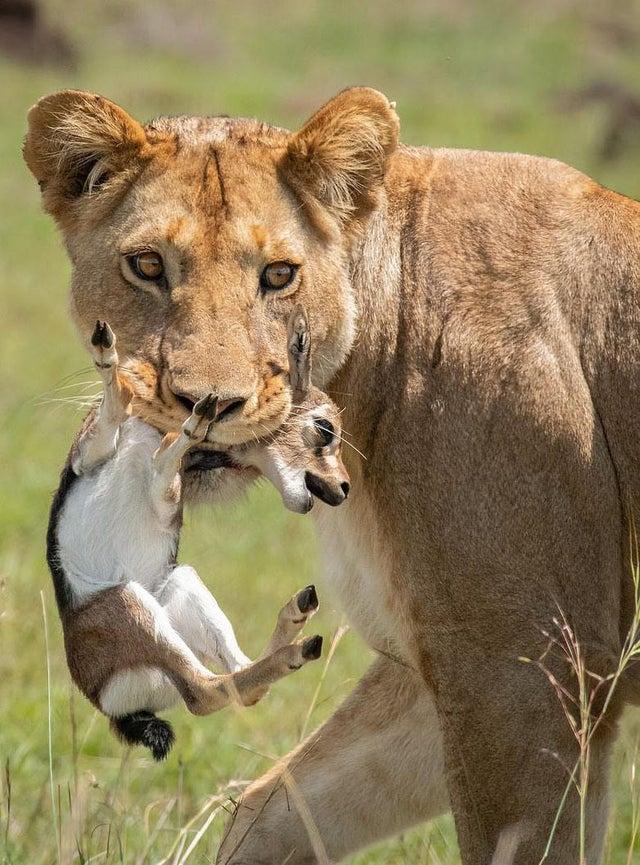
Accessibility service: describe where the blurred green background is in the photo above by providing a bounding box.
[1,1,640,862]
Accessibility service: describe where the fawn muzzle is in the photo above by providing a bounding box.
[305,472,350,507]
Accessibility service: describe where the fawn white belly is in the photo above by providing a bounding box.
[56,418,177,605]
[313,489,408,660]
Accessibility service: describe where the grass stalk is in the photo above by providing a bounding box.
[41,590,62,865]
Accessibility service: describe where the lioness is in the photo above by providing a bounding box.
[24,87,640,864]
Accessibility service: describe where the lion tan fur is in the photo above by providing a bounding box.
[24,86,640,864]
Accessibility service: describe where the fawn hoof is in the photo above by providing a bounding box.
[91,319,114,349]
[301,634,323,660]
[296,585,319,615]
[194,393,219,421]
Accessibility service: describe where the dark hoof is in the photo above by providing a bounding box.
[91,319,114,349]
[301,634,323,660]
[194,393,218,420]
[296,585,319,615]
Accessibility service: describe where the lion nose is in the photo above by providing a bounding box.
[173,390,247,421]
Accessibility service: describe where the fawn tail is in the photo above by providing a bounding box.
[110,711,175,761]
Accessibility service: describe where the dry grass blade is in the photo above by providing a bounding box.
[152,795,224,865]
[135,797,177,865]
[281,767,330,865]
[2,758,11,855]
[535,517,640,863]
[176,804,220,865]
[41,590,62,865]
[299,622,349,741]
[626,735,640,865]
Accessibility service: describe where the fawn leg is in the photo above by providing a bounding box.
[190,634,324,716]
[236,585,321,706]
[92,581,279,717]
[160,569,320,681]
[72,320,133,474]
[95,581,217,718]
[150,393,218,523]
[258,585,319,659]
[158,564,252,673]
[95,584,323,719]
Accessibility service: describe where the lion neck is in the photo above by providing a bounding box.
[328,148,436,495]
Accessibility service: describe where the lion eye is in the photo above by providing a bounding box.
[129,251,165,282]
[260,261,298,292]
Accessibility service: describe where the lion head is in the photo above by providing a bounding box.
[24,87,398,492]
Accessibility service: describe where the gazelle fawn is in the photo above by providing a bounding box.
[47,311,349,760]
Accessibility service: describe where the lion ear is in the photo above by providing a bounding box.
[282,87,399,222]
[23,90,147,216]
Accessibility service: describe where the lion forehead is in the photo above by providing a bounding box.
[144,114,290,149]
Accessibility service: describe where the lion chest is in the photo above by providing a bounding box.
[312,491,408,660]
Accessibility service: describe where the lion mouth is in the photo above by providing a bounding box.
[121,359,292,446]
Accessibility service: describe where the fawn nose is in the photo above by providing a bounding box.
[173,390,247,422]
[304,472,350,507]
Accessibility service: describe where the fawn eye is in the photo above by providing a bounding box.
[314,418,335,447]
[260,261,298,292]
[128,251,165,282]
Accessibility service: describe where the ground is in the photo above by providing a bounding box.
[1,2,639,862]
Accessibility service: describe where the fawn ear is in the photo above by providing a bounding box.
[23,90,148,217]
[288,305,311,399]
[282,87,399,222]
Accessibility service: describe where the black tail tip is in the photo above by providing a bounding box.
[111,711,175,762]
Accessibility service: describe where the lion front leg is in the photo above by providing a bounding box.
[216,657,449,865]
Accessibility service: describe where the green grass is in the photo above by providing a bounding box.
[1,1,640,862]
